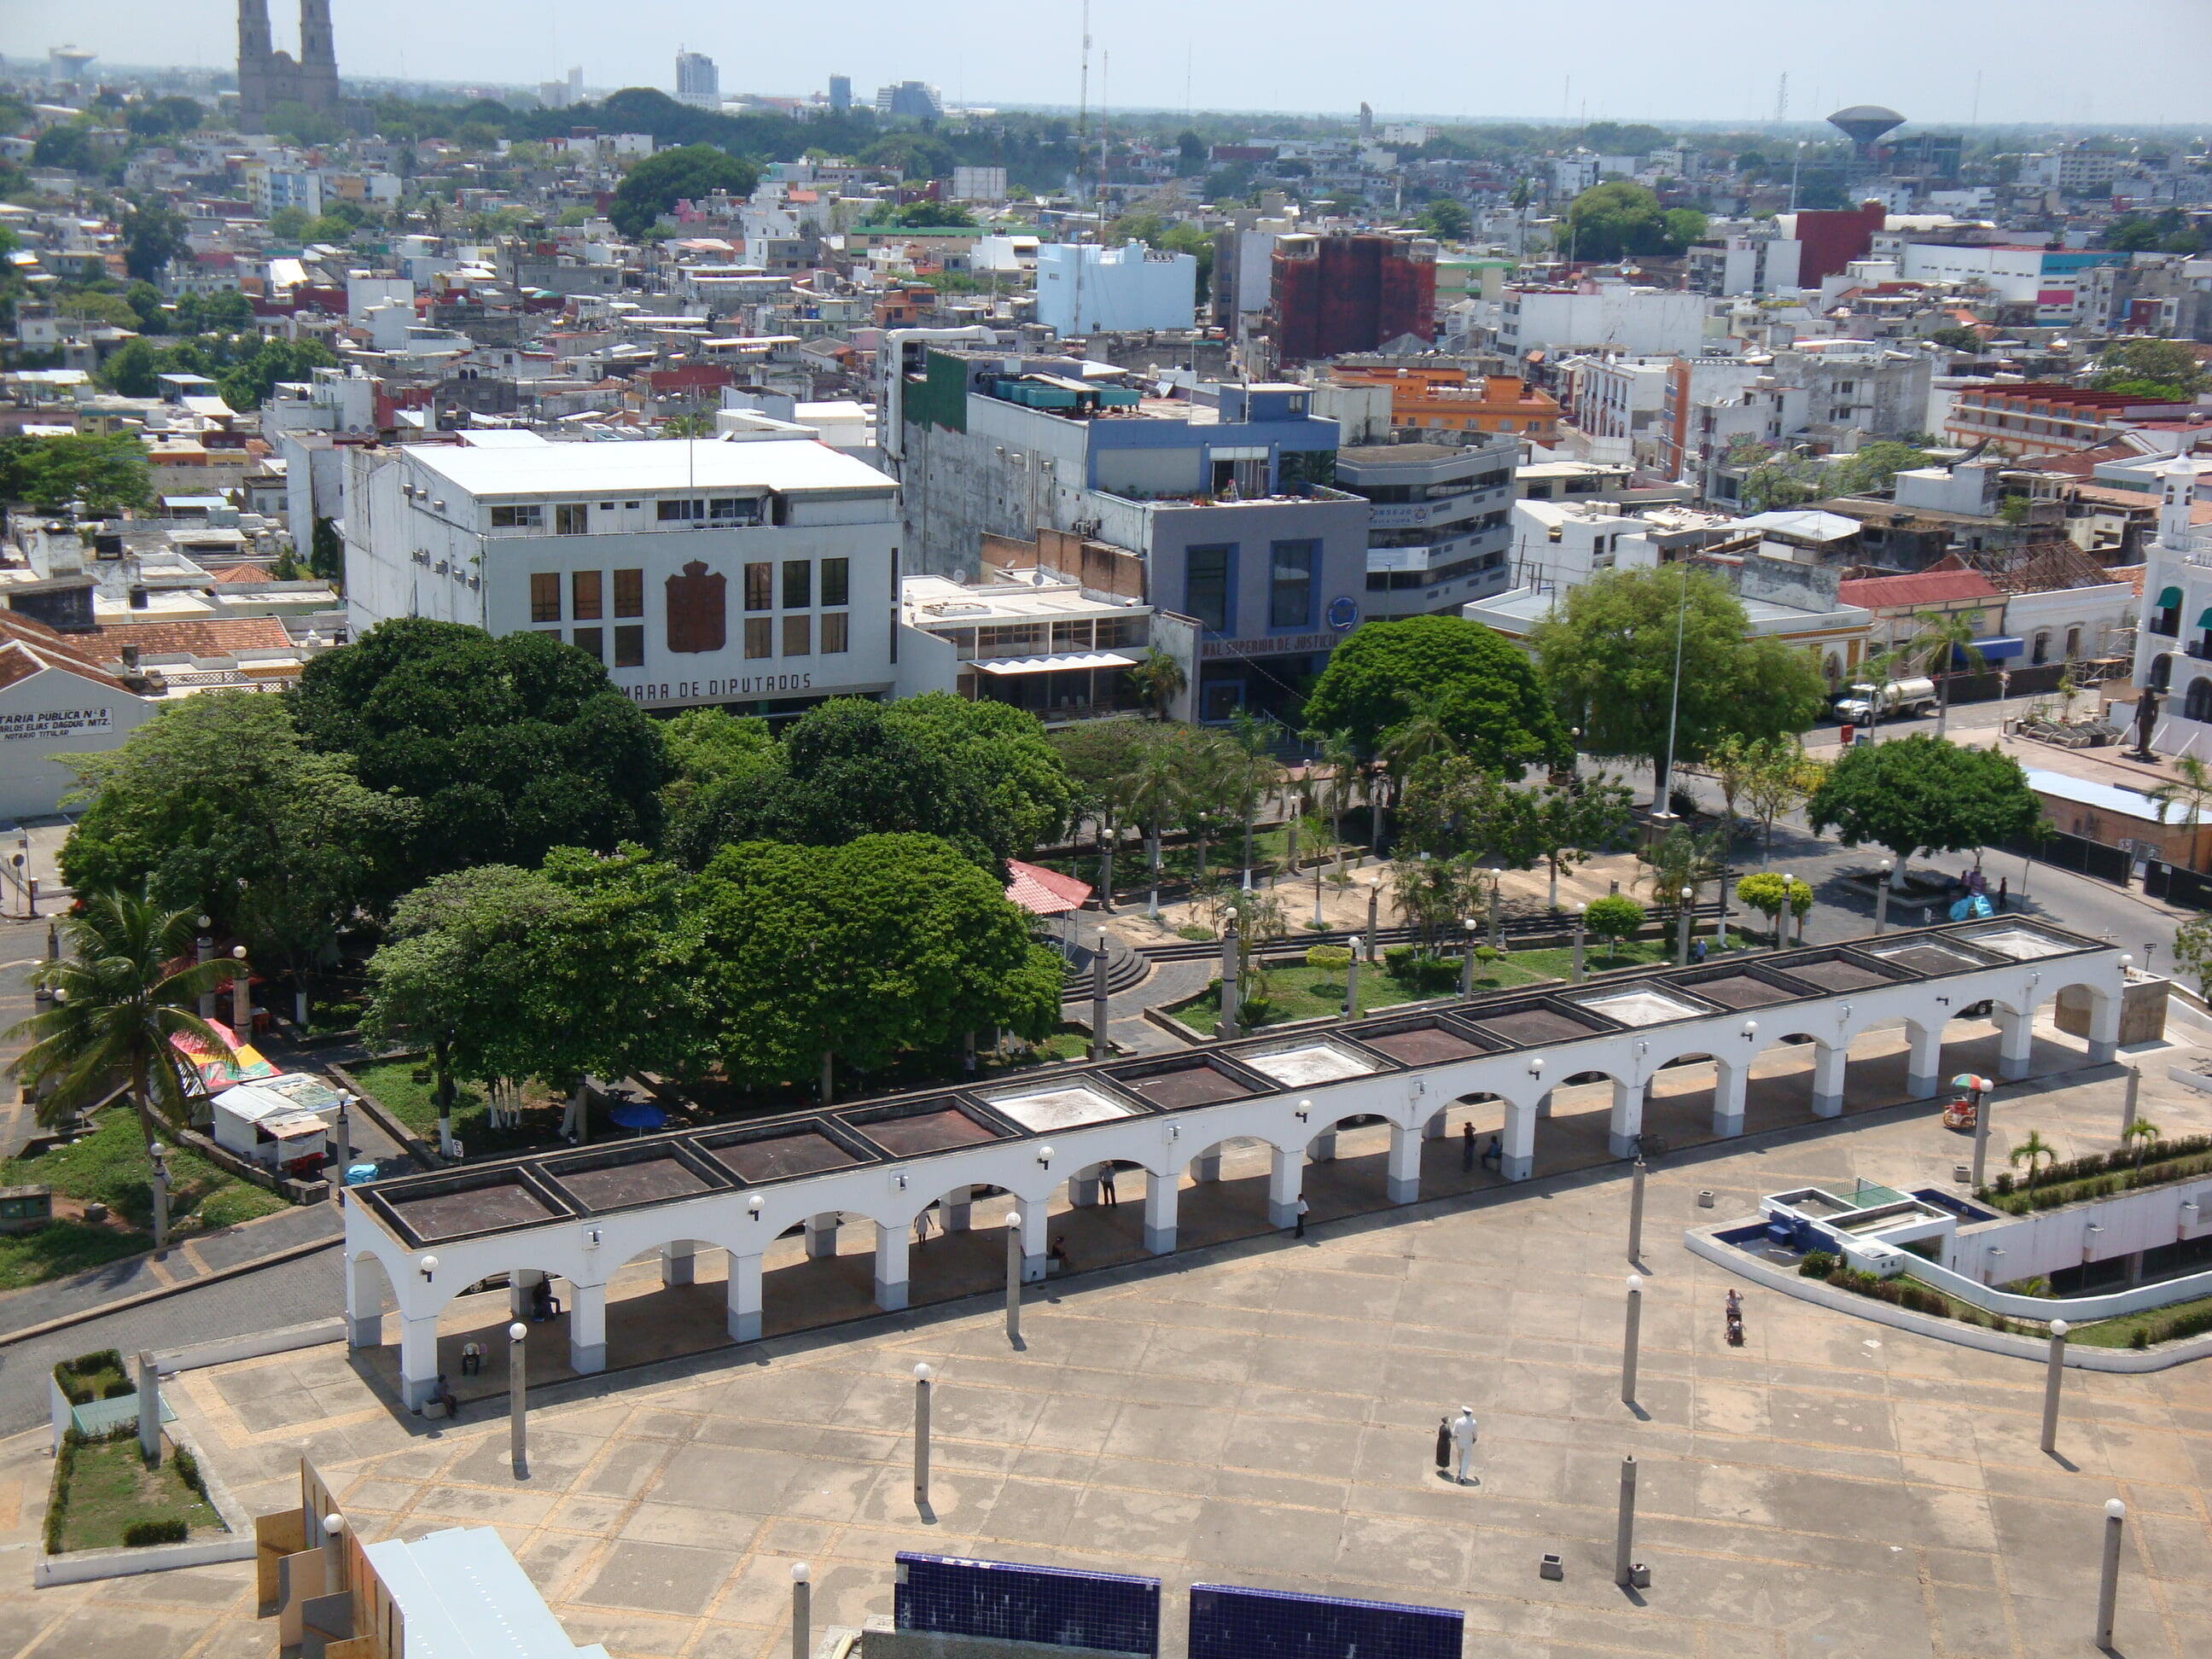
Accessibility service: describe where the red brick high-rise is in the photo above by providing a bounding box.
[1270,232,1436,365]
[1792,201,1888,284]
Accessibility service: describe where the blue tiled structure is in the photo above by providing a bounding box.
[1187,1584,1463,1659]
[894,1553,1161,1657]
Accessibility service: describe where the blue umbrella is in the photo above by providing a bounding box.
[1948,894,1993,922]
[605,1098,667,1132]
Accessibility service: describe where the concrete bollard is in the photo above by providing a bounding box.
[1627,1158,1646,1266]
[1614,1456,1638,1588]
[136,1350,160,1465]
[1004,1212,1022,1344]
[791,1562,812,1659]
[1621,1274,1644,1407]
[913,1363,933,1509]
[2095,1499,2124,1650]
[1090,931,1110,1061]
[2040,1319,2068,1456]
[509,1320,529,1477]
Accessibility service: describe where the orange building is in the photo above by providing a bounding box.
[1330,364,1560,441]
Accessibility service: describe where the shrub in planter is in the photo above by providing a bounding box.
[1237,994,1274,1025]
[172,1445,202,1497]
[1798,1250,1836,1280]
[1305,944,1352,971]
[1382,944,1417,975]
[1992,1173,2013,1196]
[2131,1329,2150,1349]
[124,1517,188,1546]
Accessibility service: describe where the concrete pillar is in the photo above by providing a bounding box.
[1811,1039,1848,1118]
[1192,1150,1223,1184]
[1906,1022,1944,1099]
[1143,1168,1179,1254]
[1068,1173,1100,1208]
[872,1221,910,1313]
[1386,1122,1421,1204]
[1502,1097,1538,1182]
[345,1254,382,1348]
[804,1214,838,1260]
[1309,1131,1338,1163]
[1266,1144,1302,1228]
[1423,1110,1447,1141]
[399,1314,439,1410]
[727,1251,764,1342]
[568,1282,607,1374]
[1712,1059,1748,1138]
[1607,1076,1644,1160]
[1017,1206,1049,1282]
[2087,989,2122,1068]
[508,1268,543,1320]
[943,1185,973,1231]
[1998,1005,2035,1083]
[661,1242,696,1288]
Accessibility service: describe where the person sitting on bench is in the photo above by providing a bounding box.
[530,1278,562,1322]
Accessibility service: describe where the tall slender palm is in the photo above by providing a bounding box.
[9,888,236,1152]
[1906,606,1988,738]
[1225,710,1284,882]
[1316,730,1361,873]
[2148,755,2212,832]
[2123,1117,2162,1168]
[1121,727,1185,914]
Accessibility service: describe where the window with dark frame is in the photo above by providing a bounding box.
[492,504,544,528]
[1185,544,1232,632]
[529,571,561,622]
[743,617,772,658]
[570,626,604,661]
[571,569,602,620]
[614,624,645,667]
[821,611,849,653]
[783,559,812,608]
[820,556,850,607]
[613,568,643,618]
[555,503,589,535]
[743,562,772,611]
[783,614,811,656]
[1269,538,1317,630]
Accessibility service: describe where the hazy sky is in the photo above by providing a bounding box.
[10,0,2211,127]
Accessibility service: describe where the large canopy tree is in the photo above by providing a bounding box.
[608,143,760,238]
[1807,735,2044,876]
[288,619,670,891]
[1532,566,1828,799]
[1302,615,1569,778]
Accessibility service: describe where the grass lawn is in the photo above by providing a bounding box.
[2061,1291,2212,1348]
[49,1435,221,1553]
[0,1110,288,1290]
[345,1058,565,1159]
[1511,936,1744,979]
[1167,957,1551,1035]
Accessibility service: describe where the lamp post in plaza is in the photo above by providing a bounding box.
[1004,1211,1023,1344]
[509,1320,529,1477]
[913,1362,934,1510]
[1621,1273,1644,1407]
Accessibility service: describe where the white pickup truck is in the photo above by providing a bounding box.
[1833,677,1938,725]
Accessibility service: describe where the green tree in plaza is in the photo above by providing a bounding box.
[1581,894,1644,952]
[8,888,236,1150]
[660,707,781,829]
[1051,718,1151,908]
[288,619,671,892]
[1532,565,1828,803]
[1806,735,2044,881]
[1534,776,1634,911]
[692,835,1061,1098]
[59,692,417,1010]
[1707,735,1826,863]
[1303,614,1569,780]
[608,144,761,238]
[0,433,154,513]
[1735,871,1812,944]
[882,693,1075,855]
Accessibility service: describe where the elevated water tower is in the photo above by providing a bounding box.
[46,46,97,84]
[1827,103,1906,167]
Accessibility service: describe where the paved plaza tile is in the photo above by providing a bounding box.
[0,1022,2207,1656]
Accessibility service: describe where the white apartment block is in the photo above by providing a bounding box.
[1035,242,1198,337]
[342,434,904,713]
[1497,283,1709,359]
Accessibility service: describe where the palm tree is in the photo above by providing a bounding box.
[2008,1129,2056,1189]
[1125,649,1187,720]
[1121,727,1185,917]
[9,888,236,1153]
[1376,691,1461,786]
[2124,1117,2162,1168]
[1225,711,1284,883]
[1316,730,1362,873]
[2148,756,2212,833]
[1906,607,1988,738]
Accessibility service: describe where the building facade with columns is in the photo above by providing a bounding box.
[2127,455,2211,750]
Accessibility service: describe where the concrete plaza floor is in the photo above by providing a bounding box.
[1,1025,2210,1656]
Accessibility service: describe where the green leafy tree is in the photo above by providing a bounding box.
[1051,718,1152,908]
[882,692,1074,855]
[609,144,761,238]
[59,691,416,1003]
[660,707,781,827]
[265,205,312,242]
[1638,824,1726,913]
[1829,441,1933,498]
[1125,649,1187,719]
[693,835,1060,1097]
[1560,182,1692,260]
[2092,339,2205,401]
[2174,913,2212,1000]
[218,338,339,410]
[30,125,97,172]
[8,888,235,1150]
[288,619,671,891]
[1735,871,1811,942]
[1534,776,1633,909]
[309,516,343,582]
[1304,615,1568,779]
[1533,566,1827,800]
[1582,894,1644,950]
[1806,735,2043,879]
[1662,207,1708,246]
[0,433,154,512]
[1928,323,1983,352]
[2148,754,2212,830]
[1416,198,1472,239]
[56,291,142,332]
[99,337,162,398]
[119,198,188,282]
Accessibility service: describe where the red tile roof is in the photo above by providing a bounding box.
[1004,859,1092,917]
[0,610,133,693]
[94,617,293,657]
[1837,569,2004,611]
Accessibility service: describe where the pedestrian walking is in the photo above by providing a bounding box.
[1100,1166,1119,1207]
[1691,936,1708,964]
[1293,1195,1310,1238]
[1461,1121,1476,1172]
[1435,1416,1452,1475]
[1449,1406,1478,1485]
[914,1204,936,1246]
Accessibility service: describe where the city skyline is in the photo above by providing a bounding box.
[9,0,2212,126]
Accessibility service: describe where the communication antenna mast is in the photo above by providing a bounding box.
[1773,72,1789,126]
[1071,0,1091,339]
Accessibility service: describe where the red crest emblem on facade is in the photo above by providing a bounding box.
[666,560,725,654]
